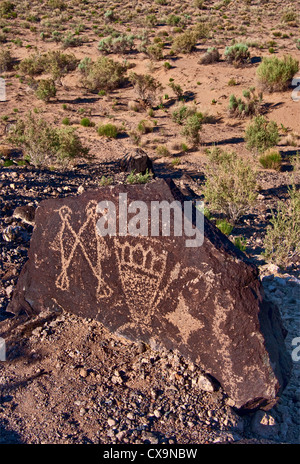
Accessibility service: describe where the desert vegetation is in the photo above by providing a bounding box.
[0,0,299,273]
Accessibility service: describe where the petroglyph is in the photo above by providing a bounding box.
[51,200,112,300]
[114,237,167,324]
[166,293,204,344]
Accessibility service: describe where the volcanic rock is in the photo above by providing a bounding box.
[7,178,291,409]
[119,148,154,175]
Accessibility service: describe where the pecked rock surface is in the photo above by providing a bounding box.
[7,178,292,410]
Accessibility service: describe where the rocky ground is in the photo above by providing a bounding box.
[0,158,299,445]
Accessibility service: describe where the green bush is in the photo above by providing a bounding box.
[172,30,197,54]
[43,50,78,80]
[256,55,299,92]
[228,88,263,118]
[129,72,161,105]
[224,43,250,66]
[19,51,78,79]
[98,34,135,54]
[18,53,45,76]
[82,57,126,92]
[35,79,57,102]
[192,22,211,40]
[8,112,88,166]
[232,236,247,252]
[126,169,153,184]
[172,104,196,124]
[97,123,118,138]
[56,126,89,161]
[62,31,82,49]
[216,219,233,235]
[182,114,202,145]
[259,149,282,170]
[203,148,258,223]
[0,1,16,18]
[245,115,280,153]
[263,184,300,267]
[80,117,93,127]
[0,48,13,72]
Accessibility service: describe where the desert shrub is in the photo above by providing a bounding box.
[199,47,220,64]
[192,22,211,40]
[182,113,202,145]
[166,14,181,26]
[8,112,88,166]
[99,175,113,186]
[35,79,57,102]
[233,236,247,252]
[259,149,282,170]
[291,151,300,173]
[62,31,82,49]
[202,147,258,223]
[77,57,92,75]
[97,123,118,138]
[168,81,183,99]
[228,88,263,118]
[245,115,279,153]
[0,1,15,18]
[56,126,89,161]
[126,169,152,184]
[129,72,161,105]
[80,117,94,127]
[43,51,78,80]
[137,119,153,134]
[146,43,164,61]
[224,43,250,66]
[98,34,135,54]
[156,145,170,157]
[281,8,297,24]
[82,57,126,92]
[18,54,45,76]
[0,48,13,72]
[48,0,66,9]
[172,103,205,125]
[256,55,299,92]
[172,30,197,54]
[263,184,300,267]
[216,219,233,235]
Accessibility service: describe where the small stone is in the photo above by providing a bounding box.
[153,409,161,418]
[197,374,215,392]
[5,285,14,298]
[251,410,279,439]
[77,185,84,195]
[79,368,88,378]
[107,418,116,427]
[13,205,36,225]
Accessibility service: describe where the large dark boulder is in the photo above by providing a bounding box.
[119,148,154,175]
[7,178,292,410]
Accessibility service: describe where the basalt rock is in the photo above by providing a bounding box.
[7,178,291,409]
[119,148,154,176]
